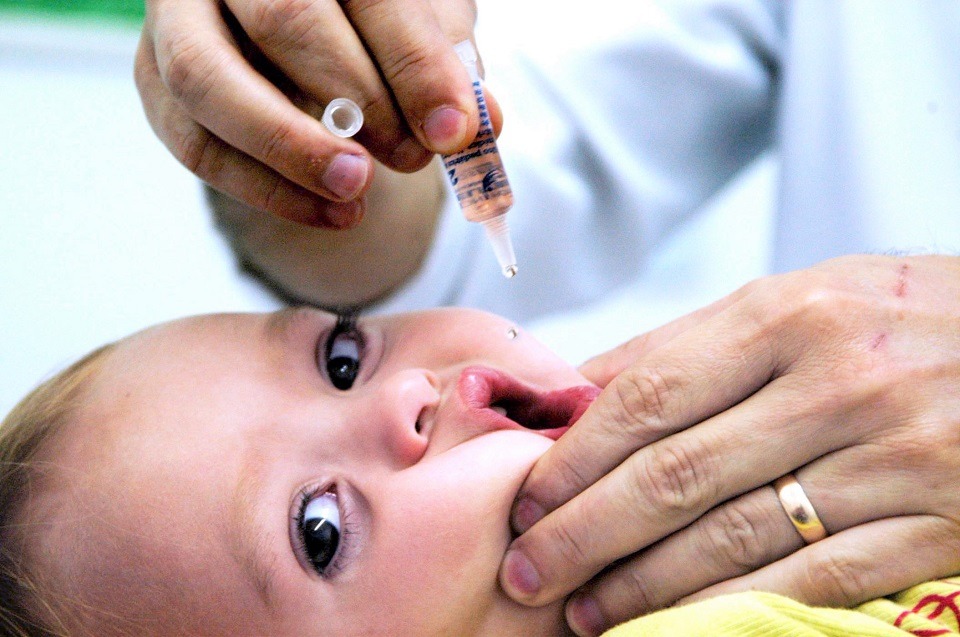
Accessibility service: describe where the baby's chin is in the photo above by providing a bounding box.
[434,428,552,527]
[482,429,554,536]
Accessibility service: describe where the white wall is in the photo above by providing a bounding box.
[0,17,281,416]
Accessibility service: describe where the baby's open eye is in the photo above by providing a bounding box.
[301,491,341,574]
[323,317,363,390]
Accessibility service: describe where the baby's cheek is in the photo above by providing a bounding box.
[367,488,499,629]
[429,430,552,513]
[373,432,550,606]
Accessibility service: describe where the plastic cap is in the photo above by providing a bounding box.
[322,98,364,138]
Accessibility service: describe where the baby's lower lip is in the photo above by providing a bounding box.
[479,405,569,440]
[539,423,572,441]
[487,404,572,440]
[542,386,603,428]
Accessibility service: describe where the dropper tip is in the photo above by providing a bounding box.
[480,216,518,281]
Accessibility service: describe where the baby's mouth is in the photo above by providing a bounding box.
[458,366,601,440]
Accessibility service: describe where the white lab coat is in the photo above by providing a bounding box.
[372,0,960,329]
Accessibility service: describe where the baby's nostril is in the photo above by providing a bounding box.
[415,405,428,435]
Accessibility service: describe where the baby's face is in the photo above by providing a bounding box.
[35,308,596,636]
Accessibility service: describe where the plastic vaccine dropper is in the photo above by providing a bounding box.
[442,40,518,278]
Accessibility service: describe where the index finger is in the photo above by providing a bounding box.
[342,0,482,154]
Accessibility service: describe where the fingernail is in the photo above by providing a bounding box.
[501,549,541,599]
[390,137,431,170]
[322,153,368,200]
[423,106,468,152]
[323,199,363,229]
[511,497,546,534]
[567,595,605,637]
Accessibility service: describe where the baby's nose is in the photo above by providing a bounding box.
[374,369,440,465]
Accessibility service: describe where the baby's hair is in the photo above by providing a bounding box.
[0,344,116,637]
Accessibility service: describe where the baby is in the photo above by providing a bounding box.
[3,306,958,637]
[0,306,596,636]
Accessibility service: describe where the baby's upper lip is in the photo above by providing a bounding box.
[455,365,601,441]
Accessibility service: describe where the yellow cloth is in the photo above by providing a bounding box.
[604,578,960,636]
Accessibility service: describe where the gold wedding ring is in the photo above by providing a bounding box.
[773,473,828,544]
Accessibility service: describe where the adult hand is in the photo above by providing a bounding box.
[500,254,960,636]
[135,0,490,227]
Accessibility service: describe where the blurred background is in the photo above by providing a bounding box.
[0,1,283,416]
[0,1,776,416]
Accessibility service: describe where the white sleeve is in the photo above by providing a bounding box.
[371,0,784,322]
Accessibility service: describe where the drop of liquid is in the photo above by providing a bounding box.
[506,327,519,340]
[503,264,518,278]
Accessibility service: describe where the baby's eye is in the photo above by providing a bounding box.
[301,491,341,574]
[323,317,363,390]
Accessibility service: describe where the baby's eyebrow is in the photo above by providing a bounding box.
[228,460,281,613]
